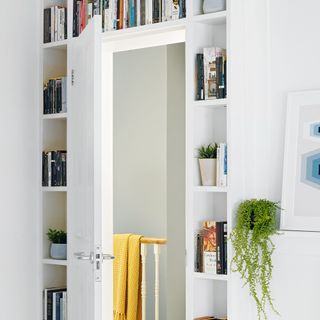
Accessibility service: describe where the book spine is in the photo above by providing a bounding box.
[223,222,227,274]
[216,145,220,187]
[51,151,57,186]
[55,6,58,41]
[64,8,67,39]
[52,292,56,320]
[42,152,48,186]
[47,151,52,187]
[216,222,222,274]
[119,0,124,29]
[62,292,67,320]
[136,0,141,25]
[51,7,55,41]
[60,297,64,320]
[47,291,53,320]
[61,77,67,113]
[195,233,203,272]
[56,293,61,320]
[44,9,50,43]
[61,152,67,186]
[196,53,204,100]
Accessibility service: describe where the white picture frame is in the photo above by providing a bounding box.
[281,90,320,231]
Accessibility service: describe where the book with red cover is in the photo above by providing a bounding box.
[202,221,217,274]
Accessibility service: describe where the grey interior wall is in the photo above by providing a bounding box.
[113,43,186,319]
[166,43,186,320]
[113,45,168,319]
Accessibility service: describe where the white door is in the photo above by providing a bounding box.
[68,16,113,320]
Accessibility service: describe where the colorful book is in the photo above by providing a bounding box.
[202,221,217,274]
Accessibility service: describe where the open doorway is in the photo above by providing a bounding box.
[112,42,186,319]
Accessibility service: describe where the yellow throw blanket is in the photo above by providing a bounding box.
[113,234,142,320]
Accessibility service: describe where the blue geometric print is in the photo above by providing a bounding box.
[302,149,320,189]
[310,122,320,137]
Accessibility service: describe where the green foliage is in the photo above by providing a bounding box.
[197,143,218,159]
[230,199,280,320]
[47,228,67,244]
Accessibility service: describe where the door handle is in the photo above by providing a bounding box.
[74,251,94,263]
[102,253,115,261]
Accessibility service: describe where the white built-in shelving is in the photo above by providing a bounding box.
[38,0,232,318]
[42,113,67,120]
[42,258,68,266]
[194,272,229,281]
[194,186,228,193]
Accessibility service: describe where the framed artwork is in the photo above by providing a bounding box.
[281,91,320,231]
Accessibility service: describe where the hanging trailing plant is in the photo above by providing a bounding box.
[230,199,280,320]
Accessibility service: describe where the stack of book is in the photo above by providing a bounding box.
[195,220,227,275]
[196,47,227,101]
[44,7,68,43]
[216,143,227,188]
[73,0,186,36]
[42,151,67,187]
[43,78,67,115]
[44,287,67,320]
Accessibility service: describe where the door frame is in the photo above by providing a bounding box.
[100,26,186,319]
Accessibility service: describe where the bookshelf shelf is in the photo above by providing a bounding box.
[192,11,227,25]
[43,113,67,120]
[42,258,67,266]
[194,272,228,281]
[194,98,227,108]
[194,186,228,193]
[42,187,68,192]
[42,39,69,50]
[101,18,187,41]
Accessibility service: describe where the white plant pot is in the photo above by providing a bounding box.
[50,243,67,260]
[199,159,217,186]
[203,0,226,14]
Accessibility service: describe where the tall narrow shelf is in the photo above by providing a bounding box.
[186,3,229,319]
[39,0,70,318]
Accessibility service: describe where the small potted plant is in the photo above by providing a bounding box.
[47,228,67,260]
[230,199,281,320]
[198,143,218,186]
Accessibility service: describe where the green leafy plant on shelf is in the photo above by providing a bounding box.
[197,143,218,159]
[47,228,67,244]
[230,199,281,320]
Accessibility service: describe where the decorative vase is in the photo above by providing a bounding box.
[199,158,217,186]
[50,243,67,260]
[203,0,226,14]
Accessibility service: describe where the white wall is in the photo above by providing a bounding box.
[229,0,320,319]
[113,44,185,319]
[0,1,38,319]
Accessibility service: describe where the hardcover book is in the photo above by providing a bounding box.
[202,221,217,274]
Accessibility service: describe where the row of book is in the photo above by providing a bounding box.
[73,0,186,36]
[195,221,227,275]
[44,287,67,320]
[73,0,100,36]
[43,78,67,115]
[216,143,227,188]
[44,7,68,43]
[42,151,67,187]
[196,47,227,101]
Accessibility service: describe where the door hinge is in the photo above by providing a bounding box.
[71,69,75,86]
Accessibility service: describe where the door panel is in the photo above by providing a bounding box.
[68,16,110,320]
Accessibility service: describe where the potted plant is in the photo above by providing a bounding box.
[47,228,67,260]
[230,199,280,320]
[198,143,218,186]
